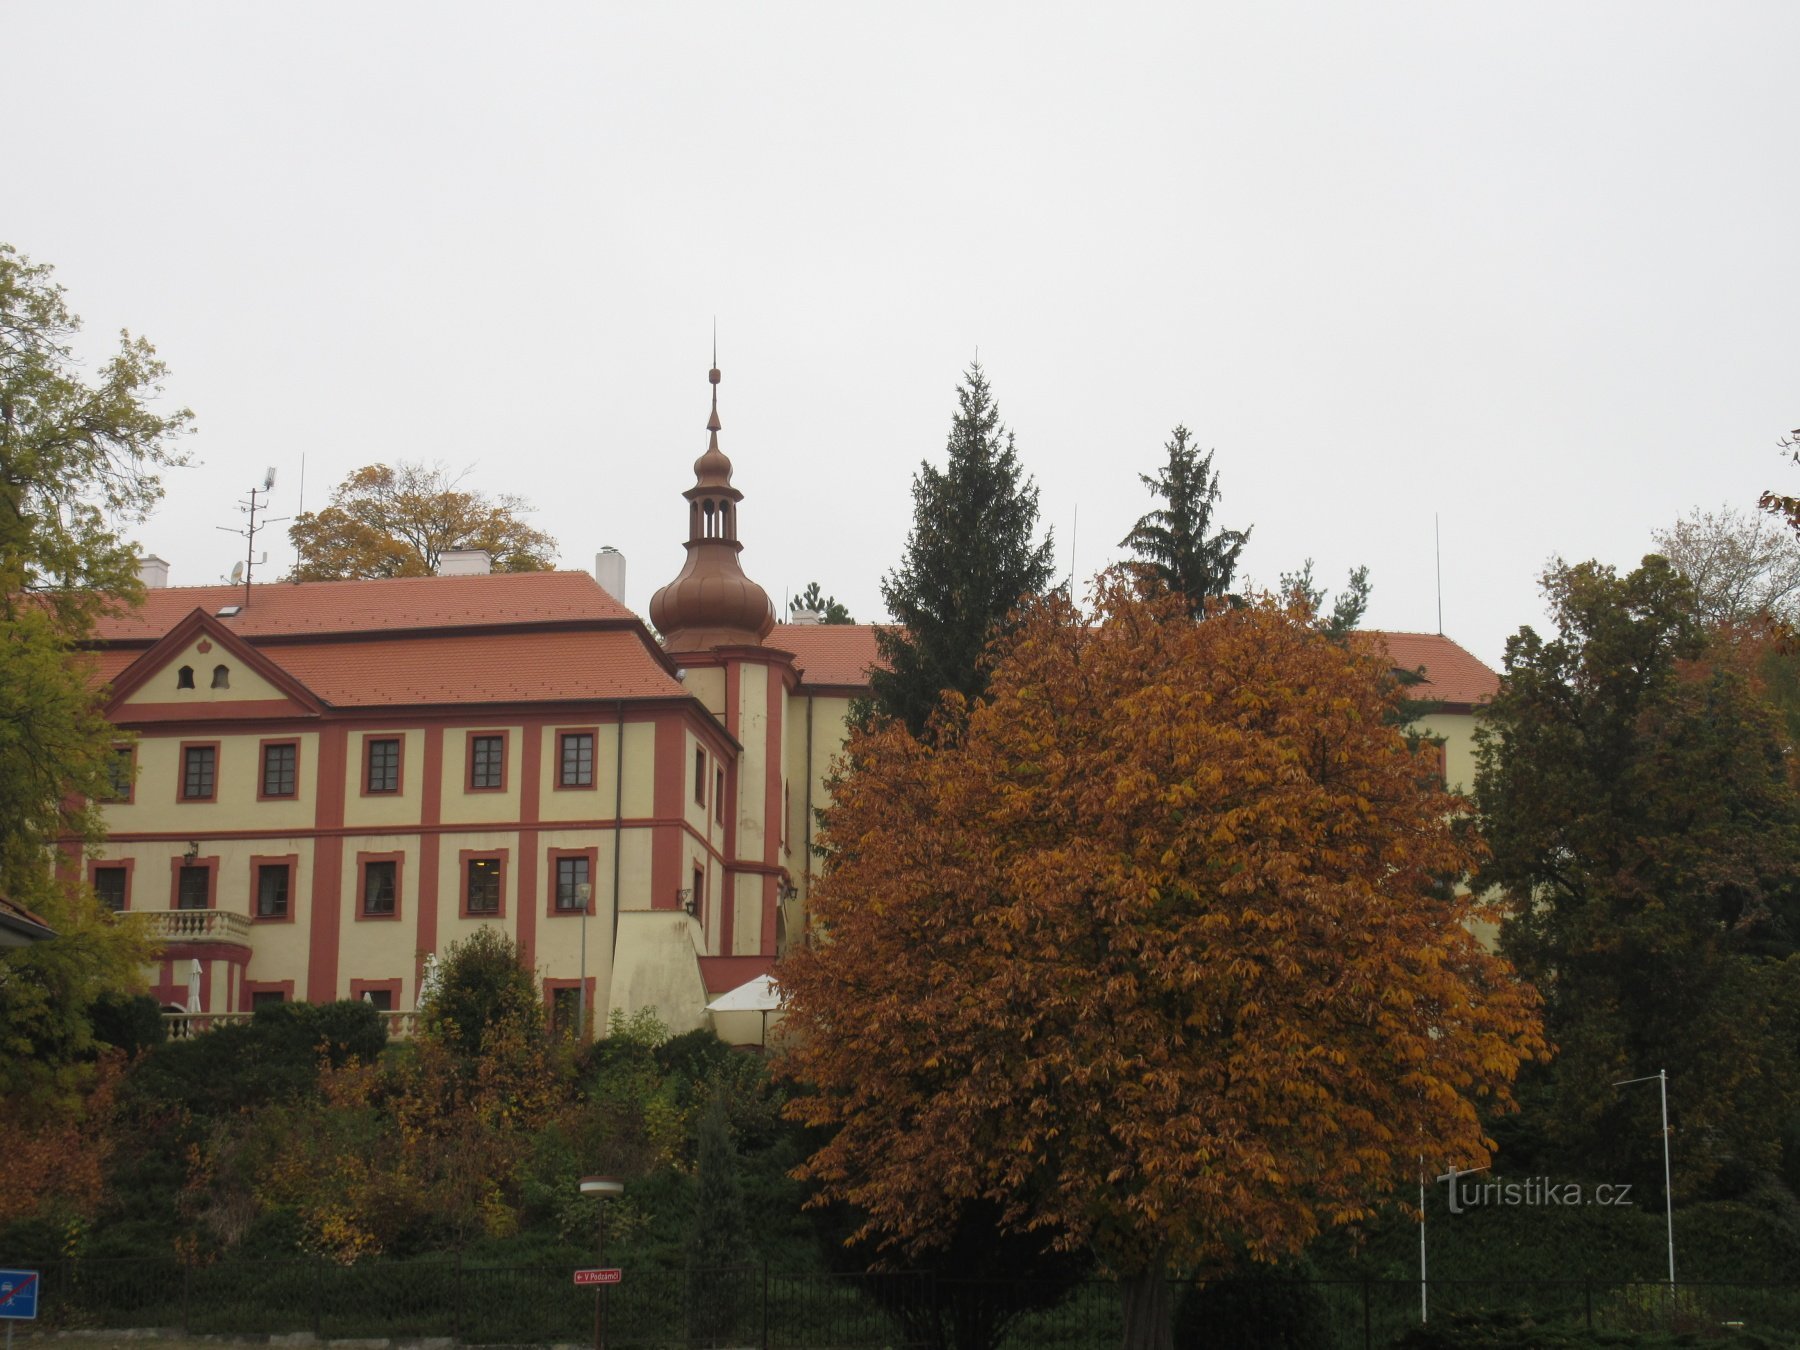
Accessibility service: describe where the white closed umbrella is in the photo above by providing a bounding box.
[185,958,204,1014]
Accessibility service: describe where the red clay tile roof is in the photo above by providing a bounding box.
[771,624,884,688]
[264,630,684,706]
[770,623,1497,707]
[92,571,634,642]
[1363,631,1499,708]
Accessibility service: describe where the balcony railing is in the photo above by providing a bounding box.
[161,1008,419,1041]
[140,907,254,945]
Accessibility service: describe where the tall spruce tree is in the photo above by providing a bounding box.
[1120,425,1250,616]
[872,362,1055,739]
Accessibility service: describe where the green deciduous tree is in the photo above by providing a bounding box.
[1475,557,1800,1194]
[289,462,557,580]
[871,362,1055,739]
[421,927,542,1056]
[781,573,1545,1350]
[1120,425,1250,616]
[789,581,853,624]
[0,243,181,1117]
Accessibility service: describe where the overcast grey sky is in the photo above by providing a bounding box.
[10,2,1798,668]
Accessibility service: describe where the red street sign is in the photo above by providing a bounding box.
[573,1268,622,1286]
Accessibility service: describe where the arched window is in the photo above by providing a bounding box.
[702,499,717,538]
[176,666,195,690]
[211,665,230,689]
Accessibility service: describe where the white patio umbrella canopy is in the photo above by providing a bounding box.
[185,958,203,1014]
[705,974,784,1047]
[704,974,782,1013]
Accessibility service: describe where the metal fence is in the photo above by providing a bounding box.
[5,1258,1800,1347]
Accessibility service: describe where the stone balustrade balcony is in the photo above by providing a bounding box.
[139,906,255,946]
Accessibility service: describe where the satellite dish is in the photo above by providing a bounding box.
[263,467,277,492]
[229,561,245,585]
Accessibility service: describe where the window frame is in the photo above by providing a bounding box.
[555,726,598,791]
[543,977,595,1039]
[177,740,221,803]
[714,765,725,824]
[356,851,405,922]
[459,848,508,920]
[465,730,509,794]
[689,863,705,924]
[244,980,294,1011]
[168,855,219,911]
[258,738,301,801]
[250,853,299,923]
[361,734,405,797]
[694,746,707,806]
[547,846,600,916]
[88,857,134,912]
[102,744,137,805]
[350,977,403,1013]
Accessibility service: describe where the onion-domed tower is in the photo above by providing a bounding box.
[648,363,776,654]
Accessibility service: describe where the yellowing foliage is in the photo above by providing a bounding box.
[777,575,1546,1283]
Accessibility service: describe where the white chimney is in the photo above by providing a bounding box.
[139,555,170,589]
[438,549,492,577]
[788,610,823,625]
[594,547,627,603]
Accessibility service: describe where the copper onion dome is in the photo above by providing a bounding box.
[647,363,776,653]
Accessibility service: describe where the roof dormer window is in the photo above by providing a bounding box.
[177,665,195,690]
[211,665,230,689]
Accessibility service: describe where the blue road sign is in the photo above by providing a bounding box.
[0,1270,38,1320]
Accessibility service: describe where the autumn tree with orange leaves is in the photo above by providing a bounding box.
[776,574,1546,1350]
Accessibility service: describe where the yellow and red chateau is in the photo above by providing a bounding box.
[82,367,1499,1041]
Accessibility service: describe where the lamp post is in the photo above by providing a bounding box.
[579,1176,624,1350]
[1614,1069,1676,1289]
[576,882,592,1040]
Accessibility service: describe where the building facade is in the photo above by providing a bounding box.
[83,368,1498,1041]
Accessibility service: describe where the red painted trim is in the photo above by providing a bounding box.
[160,940,251,965]
[356,850,406,923]
[651,712,684,911]
[122,699,312,725]
[761,661,785,955]
[306,725,349,1002]
[176,739,222,803]
[99,813,701,844]
[551,725,600,791]
[168,854,220,909]
[87,856,136,912]
[243,978,295,1011]
[349,977,403,1011]
[458,847,509,920]
[248,853,300,923]
[545,847,600,917]
[464,729,509,793]
[415,726,444,987]
[516,720,544,971]
[256,737,302,802]
[359,732,406,797]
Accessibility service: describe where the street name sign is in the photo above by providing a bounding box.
[572,1268,622,1287]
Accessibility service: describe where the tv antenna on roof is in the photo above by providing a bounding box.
[218,468,288,610]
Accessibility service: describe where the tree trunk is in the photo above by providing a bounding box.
[1119,1268,1174,1350]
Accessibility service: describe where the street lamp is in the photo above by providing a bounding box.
[1614,1069,1676,1289]
[576,882,592,1040]
[579,1176,624,1350]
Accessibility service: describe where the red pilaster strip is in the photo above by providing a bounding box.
[414,726,445,993]
[306,724,349,1002]
[516,720,544,971]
